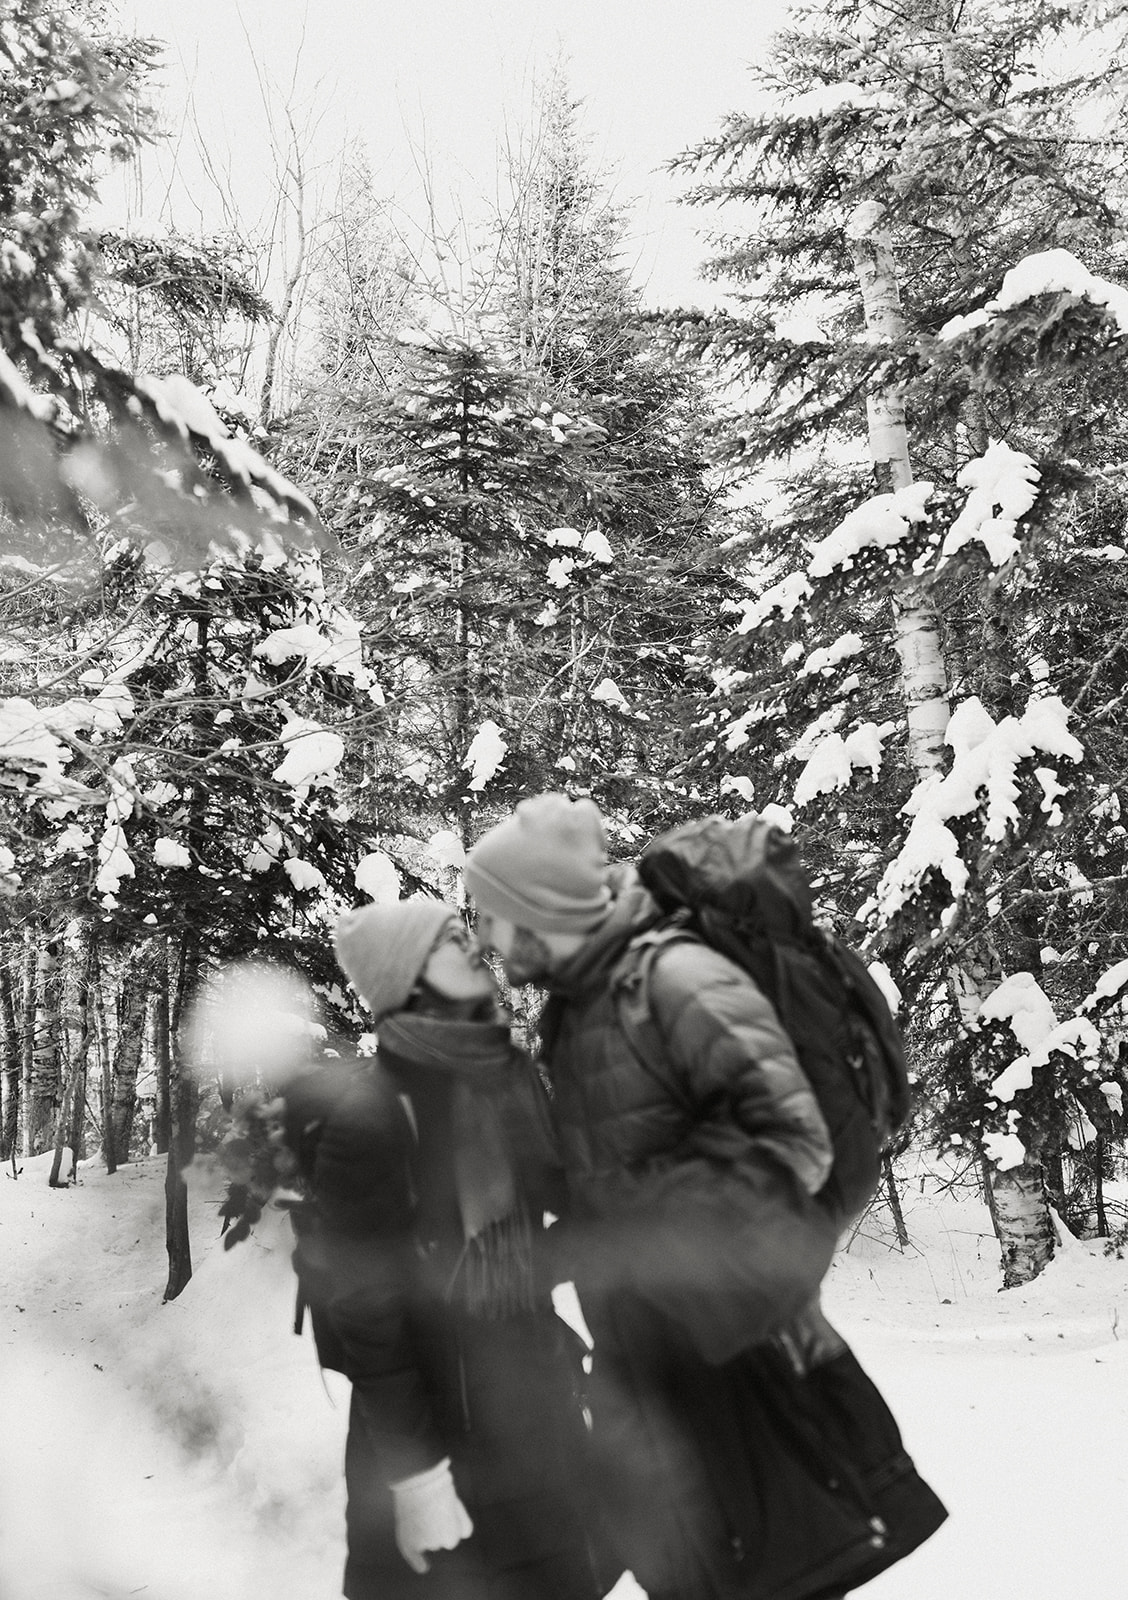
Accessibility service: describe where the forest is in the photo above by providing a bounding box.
[3,0,1128,1310]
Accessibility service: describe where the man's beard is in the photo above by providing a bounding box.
[502,926,554,985]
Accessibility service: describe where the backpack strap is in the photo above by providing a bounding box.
[610,920,700,1114]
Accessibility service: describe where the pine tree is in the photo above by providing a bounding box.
[309,330,606,837]
[0,0,326,572]
[674,0,1128,1281]
[481,70,732,840]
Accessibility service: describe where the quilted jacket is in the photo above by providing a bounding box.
[540,868,947,1599]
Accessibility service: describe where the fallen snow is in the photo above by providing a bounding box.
[2,1153,1125,1599]
[794,720,895,805]
[273,714,345,789]
[592,677,631,712]
[426,829,466,870]
[778,82,898,121]
[254,617,382,698]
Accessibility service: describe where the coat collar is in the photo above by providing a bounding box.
[547,865,663,998]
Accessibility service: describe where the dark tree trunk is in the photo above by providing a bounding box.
[153,948,172,1156]
[1094,1132,1108,1238]
[109,943,153,1165]
[91,947,116,1173]
[0,957,20,1162]
[163,934,201,1303]
[882,1151,910,1248]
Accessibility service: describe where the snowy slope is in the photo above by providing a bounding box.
[1,1152,1124,1600]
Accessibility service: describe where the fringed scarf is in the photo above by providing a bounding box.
[376,1013,556,1319]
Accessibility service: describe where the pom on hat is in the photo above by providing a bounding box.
[464,793,611,935]
[334,896,455,1020]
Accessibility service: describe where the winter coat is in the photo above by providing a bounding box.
[540,870,947,1600]
[283,1046,603,1600]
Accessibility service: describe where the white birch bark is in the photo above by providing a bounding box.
[848,200,1054,1284]
[847,199,950,776]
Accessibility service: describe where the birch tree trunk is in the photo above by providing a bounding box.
[19,932,34,1157]
[847,198,1055,1285]
[0,955,20,1163]
[49,920,94,1188]
[847,199,950,776]
[28,933,61,1156]
[992,1165,1057,1286]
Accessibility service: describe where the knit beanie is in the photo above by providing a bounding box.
[334,897,455,1021]
[463,793,611,935]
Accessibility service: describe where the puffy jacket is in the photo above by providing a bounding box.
[540,870,947,1600]
[542,871,839,1363]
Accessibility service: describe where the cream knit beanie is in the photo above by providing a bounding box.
[334,897,455,1020]
[464,793,611,935]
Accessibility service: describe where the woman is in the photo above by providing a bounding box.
[288,895,603,1600]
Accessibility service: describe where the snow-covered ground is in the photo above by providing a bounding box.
[0,1151,1124,1600]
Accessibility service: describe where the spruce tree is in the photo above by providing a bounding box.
[674,0,1128,1280]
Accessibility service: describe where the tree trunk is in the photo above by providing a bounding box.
[1092,1132,1108,1238]
[153,942,172,1155]
[848,195,1056,1281]
[882,1152,910,1249]
[163,933,200,1302]
[991,1158,1057,1287]
[19,933,34,1157]
[0,955,20,1162]
[109,943,153,1165]
[848,198,951,778]
[28,935,61,1156]
[90,945,116,1172]
[49,921,94,1187]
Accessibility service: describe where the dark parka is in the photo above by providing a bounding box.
[284,1051,601,1600]
[541,870,947,1600]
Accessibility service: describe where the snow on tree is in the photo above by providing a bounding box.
[674,0,1128,1281]
[0,1,328,573]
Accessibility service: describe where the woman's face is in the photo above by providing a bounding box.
[417,921,497,1009]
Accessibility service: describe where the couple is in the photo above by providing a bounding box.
[315,793,945,1600]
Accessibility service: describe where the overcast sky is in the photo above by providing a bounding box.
[112,0,793,309]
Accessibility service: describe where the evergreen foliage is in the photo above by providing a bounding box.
[0,0,327,570]
[673,0,1128,1261]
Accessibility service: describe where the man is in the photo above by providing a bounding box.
[465,792,946,1600]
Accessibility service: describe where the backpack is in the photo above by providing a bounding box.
[615,813,911,1223]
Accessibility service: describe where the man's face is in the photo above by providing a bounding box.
[475,912,554,986]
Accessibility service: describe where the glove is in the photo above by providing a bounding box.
[389,1457,473,1573]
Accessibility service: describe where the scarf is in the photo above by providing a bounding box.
[377,1013,556,1317]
